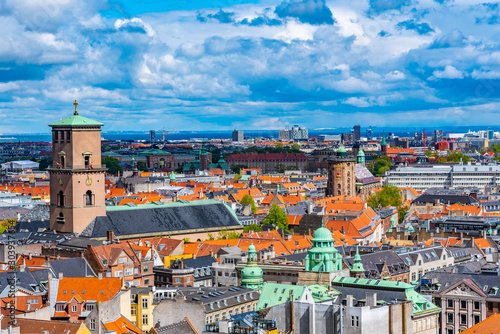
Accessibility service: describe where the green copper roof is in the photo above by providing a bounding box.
[313,226,334,242]
[381,134,386,146]
[241,241,263,290]
[308,284,341,303]
[331,276,440,316]
[337,146,347,153]
[357,149,365,157]
[49,114,104,127]
[408,224,414,233]
[169,171,176,181]
[351,246,365,273]
[256,283,307,310]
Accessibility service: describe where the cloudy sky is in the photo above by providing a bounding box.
[1,0,500,133]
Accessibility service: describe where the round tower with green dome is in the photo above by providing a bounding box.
[240,242,263,290]
[305,224,342,272]
[350,246,365,278]
[356,149,365,166]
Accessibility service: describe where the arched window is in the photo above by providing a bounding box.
[57,212,65,224]
[58,191,64,207]
[86,190,93,206]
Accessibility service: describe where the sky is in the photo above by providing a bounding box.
[1,0,500,133]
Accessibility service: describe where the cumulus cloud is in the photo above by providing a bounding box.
[430,29,466,49]
[428,65,465,80]
[275,0,334,25]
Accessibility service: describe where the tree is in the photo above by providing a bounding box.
[262,204,289,231]
[398,206,409,224]
[240,194,257,214]
[367,185,402,209]
[37,157,52,171]
[447,151,470,163]
[136,161,149,172]
[275,143,284,149]
[292,143,301,151]
[102,157,123,175]
[243,224,263,233]
[370,156,392,177]
[230,164,247,174]
[217,229,241,240]
[182,237,190,243]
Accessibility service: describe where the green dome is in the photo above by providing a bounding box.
[408,224,414,233]
[357,150,365,157]
[337,146,347,153]
[240,242,263,290]
[313,226,334,242]
[248,242,256,253]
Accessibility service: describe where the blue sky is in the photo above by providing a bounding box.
[1,0,500,133]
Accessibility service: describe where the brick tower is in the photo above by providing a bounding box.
[327,146,355,197]
[48,101,106,233]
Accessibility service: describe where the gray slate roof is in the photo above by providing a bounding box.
[80,201,241,238]
[49,258,96,278]
[155,318,197,334]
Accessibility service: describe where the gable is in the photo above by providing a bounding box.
[442,281,487,298]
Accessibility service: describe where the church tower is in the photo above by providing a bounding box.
[327,147,355,197]
[240,242,263,290]
[48,101,106,234]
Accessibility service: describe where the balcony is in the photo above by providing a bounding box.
[48,164,107,171]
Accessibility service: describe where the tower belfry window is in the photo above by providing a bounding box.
[58,191,65,207]
[85,190,93,206]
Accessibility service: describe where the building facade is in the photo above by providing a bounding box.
[327,147,356,197]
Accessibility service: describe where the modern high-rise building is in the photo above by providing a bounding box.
[232,129,243,142]
[48,100,106,233]
[278,129,290,141]
[353,125,361,141]
[149,130,156,142]
[289,125,308,140]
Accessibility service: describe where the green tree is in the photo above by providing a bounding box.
[0,219,16,233]
[398,206,409,224]
[182,237,190,243]
[292,143,300,151]
[370,156,392,177]
[262,204,289,231]
[37,157,52,171]
[275,143,284,149]
[367,185,402,209]
[207,233,215,240]
[102,157,123,175]
[447,151,470,163]
[243,224,263,233]
[217,229,241,240]
[136,161,149,172]
[240,194,257,214]
[230,164,247,174]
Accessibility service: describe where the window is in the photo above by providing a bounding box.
[460,314,467,325]
[114,271,122,278]
[90,319,95,331]
[142,298,148,309]
[131,306,136,316]
[447,313,453,323]
[351,316,359,327]
[86,304,94,311]
[175,278,180,283]
[142,314,148,325]
[144,278,150,285]
[58,191,65,207]
[119,257,127,264]
[144,265,149,272]
[461,300,467,309]
[125,267,133,276]
[474,315,480,324]
[474,301,480,310]
[489,302,493,311]
[447,329,453,334]
[448,300,453,308]
[72,305,77,312]
[85,190,93,206]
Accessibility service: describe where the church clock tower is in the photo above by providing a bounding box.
[48,101,106,234]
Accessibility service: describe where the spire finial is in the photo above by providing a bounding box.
[73,100,79,115]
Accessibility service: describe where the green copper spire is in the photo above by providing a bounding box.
[356,149,365,166]
[351,246,365,274]
[170,171,176,182]
[487,225,492,236]
[305,225,342,272]
[408,224,414,233]
[240,242,263,290]
[381,133,386,146]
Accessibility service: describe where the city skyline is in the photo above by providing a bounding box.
[2,0,500,133]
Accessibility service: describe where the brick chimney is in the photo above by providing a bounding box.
[107,231,115,243]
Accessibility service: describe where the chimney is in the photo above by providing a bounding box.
[17,212,20,221]
[346,295,354,308]
[107,231,115,243]
[98,272,103,279]
[28,253,32,260]
[58,272,63,279]
[210,250,214,258]
[193,254,196,260]
[366,292,377,307]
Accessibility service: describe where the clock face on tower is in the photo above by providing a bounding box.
[85,176,92,186]
[58,178,63,186]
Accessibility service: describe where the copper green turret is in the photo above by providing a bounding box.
[305,224,342,272]
[240,242,263,290]
[350,246,365,277]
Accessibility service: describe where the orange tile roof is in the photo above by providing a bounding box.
[287,215,302,226]
[55,277,122,303]
[461,313,500,334]
[103,316,143,334]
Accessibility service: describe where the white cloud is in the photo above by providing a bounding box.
[428,65,465,80]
